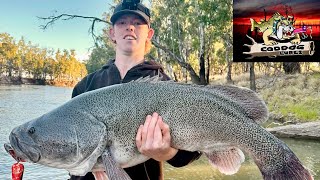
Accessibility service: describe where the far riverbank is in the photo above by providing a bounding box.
[0,75,77,87]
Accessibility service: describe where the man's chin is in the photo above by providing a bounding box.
[120,46,144,54]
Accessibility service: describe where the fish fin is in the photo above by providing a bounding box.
[132,75,160,83]
[92,171,108,180]
[259,148,314,180]
[101,150,132,180]
[205,147,245,175]
[132,75,174,83]
[206,85,268,124]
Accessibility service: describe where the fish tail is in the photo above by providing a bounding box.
[259,147,313,180]
[250,18,258,31]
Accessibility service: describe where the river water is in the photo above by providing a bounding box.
[0,85,319,179]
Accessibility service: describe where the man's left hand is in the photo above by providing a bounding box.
[136,112,178,161]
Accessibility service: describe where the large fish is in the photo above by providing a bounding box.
[4,76,313,180]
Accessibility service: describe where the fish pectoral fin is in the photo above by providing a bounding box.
[101,150,132,180]
[92,171,108,180]
[205,147,245,175]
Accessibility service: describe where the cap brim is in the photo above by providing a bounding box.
[110,10,150,25]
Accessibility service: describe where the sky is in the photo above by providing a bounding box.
[233,0,320,25]
[0,0,114,61]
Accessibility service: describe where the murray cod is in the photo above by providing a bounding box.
[5,76,313,180]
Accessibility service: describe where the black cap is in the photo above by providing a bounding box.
[110,2,151,26]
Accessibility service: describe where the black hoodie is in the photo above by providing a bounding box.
[72,59,170,97]
[70,59,201,180]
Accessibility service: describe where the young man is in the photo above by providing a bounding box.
[70,1,201,180]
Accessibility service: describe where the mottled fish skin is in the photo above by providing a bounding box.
[6,76,313,180]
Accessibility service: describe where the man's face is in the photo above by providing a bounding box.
[109,14,154,55]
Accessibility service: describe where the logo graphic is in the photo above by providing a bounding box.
[233,1,320,62]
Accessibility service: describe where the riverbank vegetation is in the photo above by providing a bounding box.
[211,69,320,124]
[0,33,87,86]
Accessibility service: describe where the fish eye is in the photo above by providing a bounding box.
[28,127,36,134]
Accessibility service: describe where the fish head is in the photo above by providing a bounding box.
[5,109,108,174]
[6,115,80,168]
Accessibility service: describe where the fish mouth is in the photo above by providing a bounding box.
[4,143,26,162]
[5,134,41,163]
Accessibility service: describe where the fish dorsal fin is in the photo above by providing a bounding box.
[205,85,269,124]
[133,75,161,83]
[131,75,174,83]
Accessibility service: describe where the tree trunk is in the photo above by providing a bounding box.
[166,63,174,80]
[199,22,207,85]
[199,53,206,85]
[206,55,210,84]
[7,60,13,77]
[0,59,3,74]
[173,72,178,82]
[283,62,301,74]
[249,62,256,91]
[304,62,310,72]
[226,61,233,84]
[242,62,249,73]
[265,62,270,75]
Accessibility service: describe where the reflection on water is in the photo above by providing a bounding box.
[0,85,319,179]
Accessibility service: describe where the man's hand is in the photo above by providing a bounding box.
[136,112,178,161]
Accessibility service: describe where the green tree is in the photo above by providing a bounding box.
[0,33,18,76]
[85,33,116,73]
[151,0,232,84]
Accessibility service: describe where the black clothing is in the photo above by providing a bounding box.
[71,59,170,97]
[70,59,201,180]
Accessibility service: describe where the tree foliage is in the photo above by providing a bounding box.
[85,36,116,74]
[149,0,232,84]
[0,33,87,83]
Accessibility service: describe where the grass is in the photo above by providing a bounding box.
[310,72,320,79]
[279,103,319,122]
[261,74,320,123]
[215,72,320,123]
